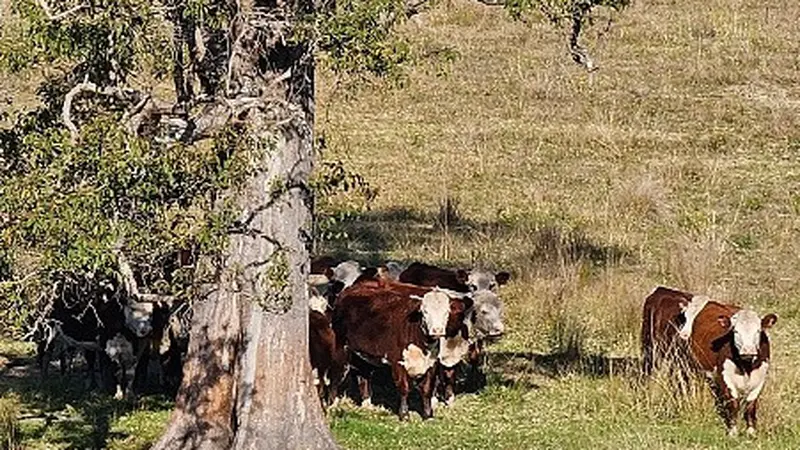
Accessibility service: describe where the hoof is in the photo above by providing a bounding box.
[727,426,738,437]
[746,427,756,437]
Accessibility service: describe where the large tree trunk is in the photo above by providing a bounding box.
[152,1,337,448]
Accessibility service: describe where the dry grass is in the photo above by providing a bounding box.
[2,0,800,447]
[317,0,800,446]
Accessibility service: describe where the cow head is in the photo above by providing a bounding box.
[123,301,154,338]
[718,309,778,362]
[677,295,710,340]
[471,290,505,340]
[332,260,362,288]
[415,290,451,338]
[466,269,511,292]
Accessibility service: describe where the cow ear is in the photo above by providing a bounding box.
[495,272,511,286]
[761,313,778,329]
[717,315,732,330]
[456,270,469,284]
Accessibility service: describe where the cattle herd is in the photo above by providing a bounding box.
[32,256,779,436]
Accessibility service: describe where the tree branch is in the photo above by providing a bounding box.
[62,77,97,143]
[36,0,88,21]
[114,243,177,304]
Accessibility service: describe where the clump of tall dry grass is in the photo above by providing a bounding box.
[0,393,20,450]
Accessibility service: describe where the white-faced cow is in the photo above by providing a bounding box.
[332,278,471,420]
[398,262,509,404]
[689,301,777,436]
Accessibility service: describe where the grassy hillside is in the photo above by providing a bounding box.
[3,0,800,448]
[317,0,800,447]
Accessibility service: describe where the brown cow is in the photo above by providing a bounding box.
[332,278,471,420]
[398,262,510,293]
[689,301,777,436]
[399,262,508,404]
[309,309,348,408]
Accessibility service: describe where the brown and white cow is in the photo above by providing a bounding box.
[332,278,471,420]
[640,286,709,375]
[689,301,777,436]
[399,262,508,404]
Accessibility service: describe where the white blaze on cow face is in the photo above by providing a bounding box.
[729,309,763,359]
[400,343,437,378]
[124,301,154,337]
[419,291,450,338]
[678,295,710,340]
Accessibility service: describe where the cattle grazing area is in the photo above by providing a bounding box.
[2,0,800,448]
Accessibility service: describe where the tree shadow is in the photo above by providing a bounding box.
[0,352,172,449]
[487,350,640,381]
[316,206,633,270]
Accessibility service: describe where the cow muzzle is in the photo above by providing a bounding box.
[429,327,446,338]
[740,353,758,363]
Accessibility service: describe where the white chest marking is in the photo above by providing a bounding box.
[400,344,437,378]
[721,359,769,402]
[439,335,469,368]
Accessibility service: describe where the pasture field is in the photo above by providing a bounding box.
[3,0,800,448]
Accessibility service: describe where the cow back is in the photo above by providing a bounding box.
[398,262,470,293]
[641,287,692,349]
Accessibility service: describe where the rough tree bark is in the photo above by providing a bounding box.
[152,1,338,448]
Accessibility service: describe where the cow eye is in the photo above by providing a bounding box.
[469,284,478,292]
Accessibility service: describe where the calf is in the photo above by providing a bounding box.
[689,301,777,436]
[640,286,709,375]
[332,279,470,420]
[309,309,348,408]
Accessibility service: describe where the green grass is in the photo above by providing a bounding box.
[3,0,800,447]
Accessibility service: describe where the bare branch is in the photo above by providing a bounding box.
[114,243,177,304]
[36,0,88,21]
[62,77,97,143]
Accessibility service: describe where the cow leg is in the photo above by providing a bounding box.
[420,367,436,419]
[357,374,373,408]
[466,341,487,392]
[744,399,758,435]
[37,341,50,382]
[439,364,457,406]
[391,364,411,421]
[326,360,348,408]
[132,341,149,395]
[84,350,98,390]
[59,351,68,375]
[714,382,740,436]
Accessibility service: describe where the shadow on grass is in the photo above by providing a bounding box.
[316,206,632,270]
[488,351,640,381]
[0,354,173,449]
